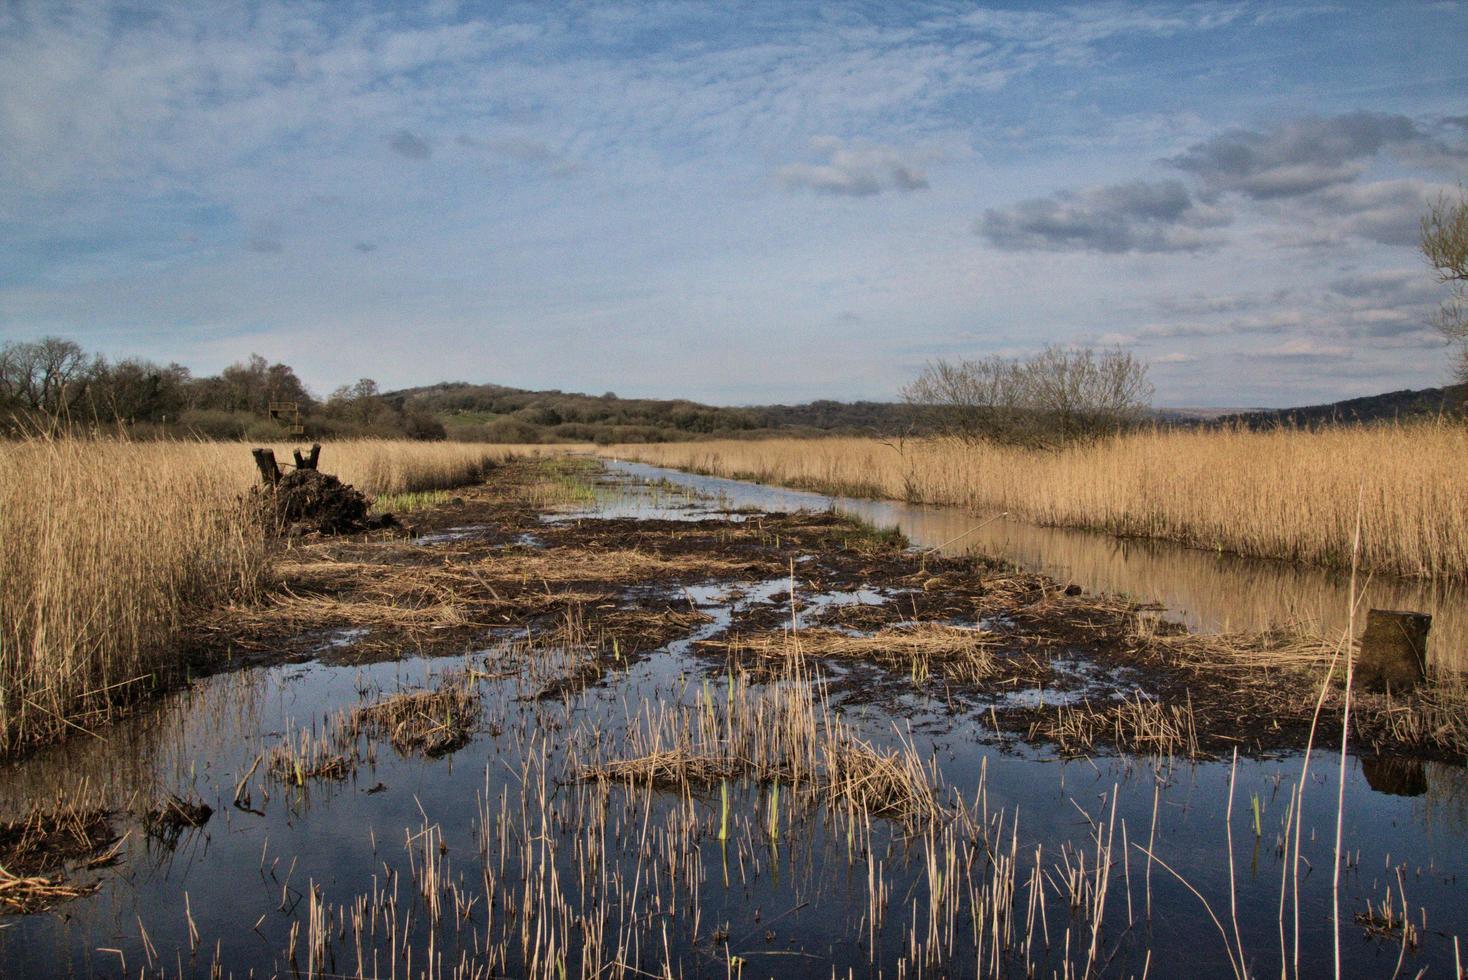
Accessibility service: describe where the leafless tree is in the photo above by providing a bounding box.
[902,345,1153,448]
[0,336,101,419]
[1422,186,1468,384]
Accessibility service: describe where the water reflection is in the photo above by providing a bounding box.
[606,460,1468,671]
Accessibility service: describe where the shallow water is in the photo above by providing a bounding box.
[603,458,1468,671]
[2,469,1466,978]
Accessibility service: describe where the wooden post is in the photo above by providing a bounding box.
[1357,609,1431,691]
[251,448,281,486]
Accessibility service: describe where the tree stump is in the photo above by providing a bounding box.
[251,448,281,486]
[293,443,322,471]
[1356,609,1431,691]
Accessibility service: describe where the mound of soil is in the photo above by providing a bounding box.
[263,469,394,536]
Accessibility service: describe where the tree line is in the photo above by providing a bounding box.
[0,337,444,440]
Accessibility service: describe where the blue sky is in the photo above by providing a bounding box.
[1,1,1464,407]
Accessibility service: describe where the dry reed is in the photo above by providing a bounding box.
[0,435,528,754]
[345,674,482,757]
[608,423,1468,580]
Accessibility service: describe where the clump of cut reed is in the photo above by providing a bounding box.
[1352,686,1468,758]
[714,624,999,683]
[1041,693,1201,758]
[1133,618,1339,677]
[0,798,120,914]
[267,728,355,784]
[142,793,213,847]
[608,422,1468,582]
[826,737,943,821]
[346,673,482,757]
[580,650,947,826]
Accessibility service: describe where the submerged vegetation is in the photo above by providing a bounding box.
[609,423,1468,580]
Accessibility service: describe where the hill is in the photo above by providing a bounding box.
[388,382,923,443]
[1214,385,1466,428]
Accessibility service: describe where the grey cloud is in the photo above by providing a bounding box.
[777,137,930,197]
[978,179,1230,253]
[1312,179,1446,246]
[388,129,432,159]
[246,237,283,253]
[1170,111,1427,199]
[354,241,378,253]
[1327,269,1435,302]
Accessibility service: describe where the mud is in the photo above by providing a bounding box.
[197,457,1467,763]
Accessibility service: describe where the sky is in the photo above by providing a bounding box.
[1,1,1465,408]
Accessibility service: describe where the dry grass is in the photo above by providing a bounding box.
[267,728,354,784]
[608,423,1468,580]
[0,435,533,754]
[1040,693,1202,758]
[581,647,946,826]
[709,623,1000,683]
[0,798,119,914]
[346,674,482,757]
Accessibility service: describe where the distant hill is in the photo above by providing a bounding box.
[1214,385,1466,428]
[386,382,923,444]
[383,380,1467,444]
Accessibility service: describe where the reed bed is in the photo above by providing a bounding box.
[0,435,528,754]
[608,422,1468,580]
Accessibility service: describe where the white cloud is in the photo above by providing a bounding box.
[776,137,930,196]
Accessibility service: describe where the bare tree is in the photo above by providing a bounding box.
[1421,186,1468,384]
[902,345,1153,448]
[0,336,101,419]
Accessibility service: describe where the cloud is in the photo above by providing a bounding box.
[354,241,377,253]
[1151,352,1196,364]
[388,129,432,160]
[246,237,283,253]
[1246,338,1353,360]
[1169,111,1459,199]
[1310,178,1449,246]
[777,137,929,197]
[978,179,1230,253]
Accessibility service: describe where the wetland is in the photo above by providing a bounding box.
[3,456,1466,978]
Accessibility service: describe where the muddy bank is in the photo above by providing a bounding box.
[191,456,1467,764]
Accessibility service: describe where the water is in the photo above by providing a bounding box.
[603,459,1468,671]
[2,467,1465,978]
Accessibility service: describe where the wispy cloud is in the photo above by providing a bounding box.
[776,137,930,196]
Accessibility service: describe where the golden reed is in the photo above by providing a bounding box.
[609,423,1468,581]
[0,437,531,753]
